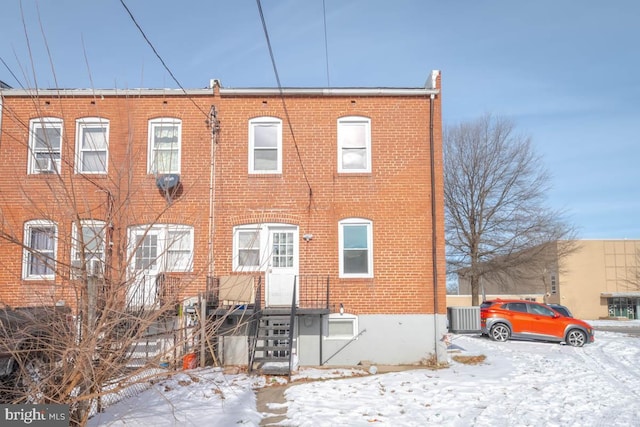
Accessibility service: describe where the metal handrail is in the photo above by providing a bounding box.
[287,276,297,381]
[247,277,263,372]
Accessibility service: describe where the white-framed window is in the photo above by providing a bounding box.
[235,227,262,270]
[337,116,371,173]
[72,220,106,262]
[23,220,57,279]
[166,226,194,272]
[76,118,109,173]
[148,118,181,174]
[324,313,358,340]
[232,223,297,272]
[28,117,62,174]
[128,224,194,273]
[249,117,282,174]
[339,218,373,278]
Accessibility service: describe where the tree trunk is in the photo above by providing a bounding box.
[471,274,480,306]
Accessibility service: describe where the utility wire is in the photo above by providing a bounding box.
[322,0,331,87]
[255,0,313,197]
[118,0,210,121]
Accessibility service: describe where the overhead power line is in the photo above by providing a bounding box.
[255,0,313,198]
[322,0,331,87]
[118,0,210,120]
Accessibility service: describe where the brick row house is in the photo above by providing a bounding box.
[0,71,447,369]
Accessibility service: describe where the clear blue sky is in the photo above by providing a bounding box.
[2,0,638,240]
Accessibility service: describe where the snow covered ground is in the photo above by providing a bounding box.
[88,320,640,427]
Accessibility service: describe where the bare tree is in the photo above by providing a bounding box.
[444,114,576,306]
[0,93,250,425]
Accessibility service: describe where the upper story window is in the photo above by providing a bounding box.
[249,117,282,174]
[76,118,109,174]
[337,116,371,173]
[339,218,373,278]
[28,117,62,174]
[23,220,57,279]
[148,118,181,174]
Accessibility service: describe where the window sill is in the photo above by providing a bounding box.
[248,173,282,177]
[336,172,372,177]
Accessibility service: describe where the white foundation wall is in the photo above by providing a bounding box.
[298,313,448,366]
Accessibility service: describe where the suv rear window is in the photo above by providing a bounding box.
[480,301,494,309]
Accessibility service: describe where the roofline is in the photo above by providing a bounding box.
[0,88,213,97]
[0,86,439,97]
[219,87,439,96]
[601,292,640,298]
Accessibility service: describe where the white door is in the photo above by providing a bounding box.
[128,228,162,309]
[266,227,298,307]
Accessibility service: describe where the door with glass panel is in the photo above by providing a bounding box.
[266,227,298,307]
[128,228,161,309]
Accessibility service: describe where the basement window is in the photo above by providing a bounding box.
[324,313,358,340]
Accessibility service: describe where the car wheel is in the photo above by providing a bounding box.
[566,329,586,347]
[489,323,510,342]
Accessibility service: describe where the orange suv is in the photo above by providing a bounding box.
[480,299,594,347]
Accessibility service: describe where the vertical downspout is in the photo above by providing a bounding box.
[429,92,441,363]
[205,104,219,368]
[207,104,219,283]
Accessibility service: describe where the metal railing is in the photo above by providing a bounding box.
[297,275,330,310]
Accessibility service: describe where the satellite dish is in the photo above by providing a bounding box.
[156,174,180,191]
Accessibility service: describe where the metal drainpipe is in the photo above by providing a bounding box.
[208,106,219,282]
[429,93,441,363]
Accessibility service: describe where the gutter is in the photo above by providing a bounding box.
[0,87,440,98]
[0,88,214,97]
[219,87,440,97]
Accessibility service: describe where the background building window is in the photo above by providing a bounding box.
[29,117,62,174]
[148,118,181,174]
[338,116,371,173]
[339,218,373,278]
[249,117,282,174]
[76,118,109,173]
[23,220,57,279]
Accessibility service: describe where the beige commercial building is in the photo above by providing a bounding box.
[447,240,640,320]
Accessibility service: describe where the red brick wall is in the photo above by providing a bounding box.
[0,82,445,314]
